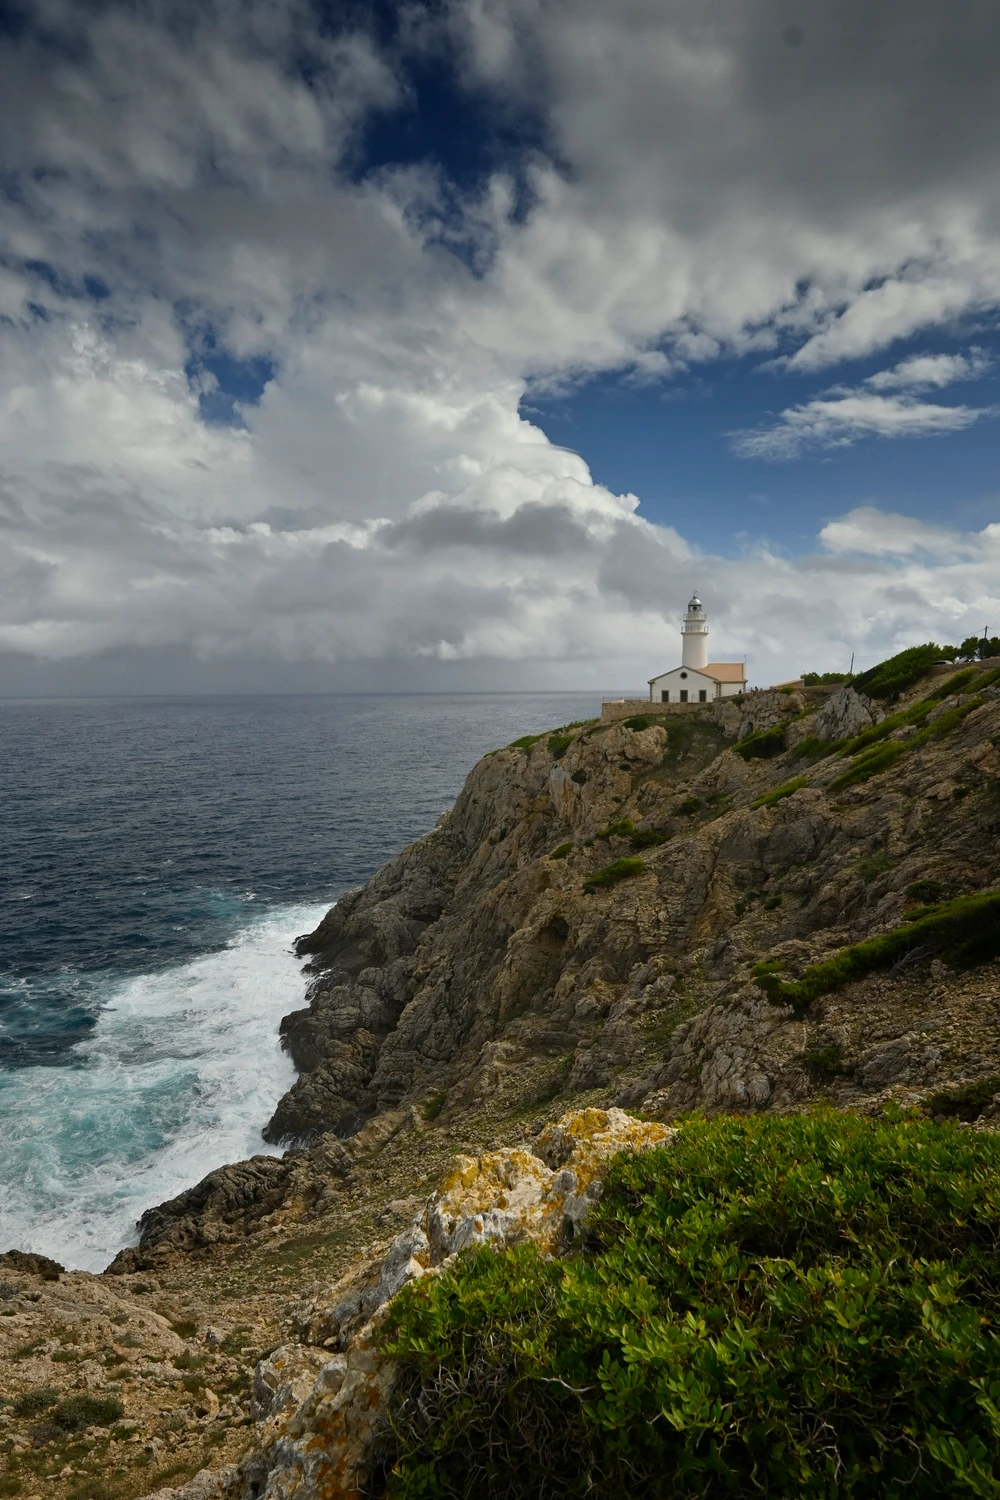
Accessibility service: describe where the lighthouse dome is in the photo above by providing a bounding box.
[687,593,702,612]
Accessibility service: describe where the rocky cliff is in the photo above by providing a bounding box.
[255,667,1000,1150]
[7,661,1000,1500]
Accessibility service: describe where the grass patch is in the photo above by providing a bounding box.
[622,714,651,731]
[169,1318,197,1339]
[422,1091,447,1122]
[549,842,574,860]
[753,888,1000,1015]
[733,721,789,760]
[381,1112,1000,1500]
[674,797,701,815]
[547,733,574,760]
[751,775,808,809]
[856,853,893,882]
[829,696,984,792]
[923,1076,1000,1122]
[582,858,644,895]
[509,732,545,751]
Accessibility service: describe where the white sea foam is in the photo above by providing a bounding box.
[0,901,329,1272]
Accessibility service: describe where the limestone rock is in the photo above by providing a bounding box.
[233,1108,671,1500]
[808,686,883,742]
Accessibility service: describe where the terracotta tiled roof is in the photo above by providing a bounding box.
[704,662,746,683]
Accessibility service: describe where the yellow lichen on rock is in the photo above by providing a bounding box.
[232,1107,672,1500]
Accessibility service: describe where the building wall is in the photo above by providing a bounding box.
[648,667,719,703]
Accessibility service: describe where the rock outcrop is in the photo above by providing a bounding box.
[232,1108,670,1500]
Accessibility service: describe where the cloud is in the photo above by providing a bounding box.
[3,1,1000,688]
[731,389,991,460]
[819,507,969,559]
[866,349,993,391]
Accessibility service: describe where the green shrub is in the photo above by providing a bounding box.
[763,893,783,910]
[547,733,574,760]
[923,667,978,700]
[856,854,892,882]
[733,721,789,760]
[422,1091,447,1122]
[51,1394,124,1431]
[801,1043,845,1080]
[753,888,1000,1015]
[596,817,636,839]
[582,858,644,894]
[908,878,947,904]
[791,734,840,760]
[549,842,574,860]
[622,714,651,731]
[852,642,945,699]
[169,1318,197,1339]
[13,1388,57,1418]
[923,1076,1000,1122]
[827,740,905,791]
[675,797,701,815]
[751,775,808,808]
[509,733,544,751]
[629,826,667,848]
[801,671,851,685]
[382,1112,1000,1499]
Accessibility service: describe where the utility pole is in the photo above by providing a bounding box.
[848,651,854,677]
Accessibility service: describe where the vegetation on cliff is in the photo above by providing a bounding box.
[382,1112,1000,1499]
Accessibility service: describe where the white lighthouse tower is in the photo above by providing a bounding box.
[681,593,709,670]
[646,593,747,703]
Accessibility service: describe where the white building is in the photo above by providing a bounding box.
[648,595,746,703]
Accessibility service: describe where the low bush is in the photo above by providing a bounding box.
[547,733,574,760]
[422,1091,447,1122]
[51,1394,124,1431]
[622,714,651,731]
[801,670,851,685]
[381,1112,1000,1499]
[13,1388,57,1418]
[753,887,1000,1015]
[549,842,574,860]
[791,734,839,760]
[675,797,701,815]
[751,775,808,808]
[856,854,893,882]
[801,1042,845,1080]
[852,642,945,699]
[169,1318,197,1339]
[582,858,644,894]
[509,732,544,751]
[908,878,947,904]
[629,825,668,848]
[733,721,789,760]
[923,1076,1000,1122]
[827,740,905,791]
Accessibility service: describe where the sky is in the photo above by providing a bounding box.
[1,0,1000,695]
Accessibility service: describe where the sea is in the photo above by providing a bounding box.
[0,692,601,1271]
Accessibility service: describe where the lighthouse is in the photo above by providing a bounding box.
[646,594,747,703]
[681,593,709,670]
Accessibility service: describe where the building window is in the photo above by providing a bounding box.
[661,690,669,702]
[699,689,707,702]
[679,689,688,702]
[680,671,688,679]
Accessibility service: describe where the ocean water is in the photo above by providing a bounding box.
[0,693,600,1270]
